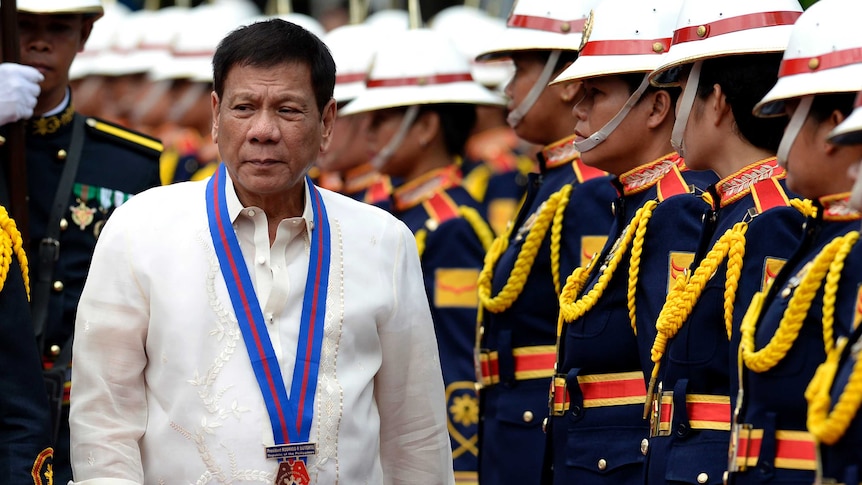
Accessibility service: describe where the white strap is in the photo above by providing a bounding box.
[776,95,813,168]
[670,60,703,158]
[574,73,651,153]
[371,105,420,170]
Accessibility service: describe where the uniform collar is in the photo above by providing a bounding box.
[713,157,784,208]
[392,165,462,211]
[342,162,380,195]
[29,100,75,136]
[618,152,683,196]
[540,134,580,171]
[819,193,862,222]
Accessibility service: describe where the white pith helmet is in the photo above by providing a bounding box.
[650,0,802,86]
[430,6,514,89]
[754,0,862,117]
[364,8,410,32]
[69,2,129,80]
[553,0,684,84]
[829,90,862,145]
[475,0,599,61]
[324,24,381,104]
[14,0,103,17]
[339,28,505,116]
[148,6,254,83]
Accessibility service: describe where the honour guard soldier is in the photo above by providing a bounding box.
[640,1,806,483]
[804,90,862,485]
[728,1,862,483]
[0,208,54,484]
[546,0,718,482]
[318,23,386,202]
[340,27,499,484]
[1,0,163,481]
[471,0,619,483]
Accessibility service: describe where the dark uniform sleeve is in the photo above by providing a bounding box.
[0,256,53,483]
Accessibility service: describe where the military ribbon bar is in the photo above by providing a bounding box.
[205,163,331,447]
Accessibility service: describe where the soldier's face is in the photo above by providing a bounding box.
[782,99,862,199]
[505,52,572,145]
[318,112,370,173]
[211,61,336,206]
[19,13,93,105]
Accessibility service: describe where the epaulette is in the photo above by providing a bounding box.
[463,163,491,203]
[85,117,163,156]
[750,177,791,214]
[364,177,393,205]
[422,191,460,231]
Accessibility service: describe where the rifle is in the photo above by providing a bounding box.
[0,0,30,243]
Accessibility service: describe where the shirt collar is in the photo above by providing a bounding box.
[224,170,315,235]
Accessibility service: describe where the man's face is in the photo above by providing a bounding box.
[212,61,335,202]
[19,13,91,100]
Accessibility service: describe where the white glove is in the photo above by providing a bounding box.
[0,63,43,125]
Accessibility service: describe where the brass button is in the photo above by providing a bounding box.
[0,135,6,146]
[640,438,649,455]
[50,344,61,357]
[808,57,820,70]
[522,410,534,423]
[417,77,428,86]
[781,287,791,298]
[560,21,571,33]
[542,417,549,433]
[652,42,665,53]
[57,149,68,160]
[59,218,69,231]
[697,472,709,484]
[723,470,729,485]
[697,25,707,37]
[479,326,485,336]
[52,280,64,292]
[597,458,607,470]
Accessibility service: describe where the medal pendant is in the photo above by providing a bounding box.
[70,201,96,230]
[274,459,311,485]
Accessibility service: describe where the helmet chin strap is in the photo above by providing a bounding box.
[574,73,650,153]
[506,49,562,129]
[670,60,702,158]
[370,105,420,170]
[776,95,813,168]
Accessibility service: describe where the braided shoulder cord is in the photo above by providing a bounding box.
[626,200,663,336]
[477,185,570,313]
[548,184,573,295]
[459,205,496,252]
[0,206,29,298]
[741,232,857,373]
[415,228,427,259]
[790,198,818,218]
[558,200,658,324]
[807,334,862,445]
[820,231,859,355]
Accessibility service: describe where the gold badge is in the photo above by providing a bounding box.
[667,252,695,293]
[579,10,594,52]
[581,235,608,269]
[762,257,786,291]
[70,200,96,230]
[435,268,480,308]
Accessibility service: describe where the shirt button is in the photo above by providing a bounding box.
[52,281,64,292]
[248,209,256,217]
[59,218,69,231]
[522,411,534,423]
[597,458,607,471]
[265,313,273,323]
[640,438,649,456]
[697,472,708,484]
[50,344,62,357]
[57,149,68,160]
[256,256,266,265]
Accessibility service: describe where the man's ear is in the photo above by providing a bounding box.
[560,81,583,104]
[78,16,96,52]
[646,89,673,129]
[211,91,220,143]
[319,98,337,152]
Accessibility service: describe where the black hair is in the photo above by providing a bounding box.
[809,92,857,123]
[419,104,477,156]
[212,19,335,114]
[619,73,681,105]
[695,54,785,152]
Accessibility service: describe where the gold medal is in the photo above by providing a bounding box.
[70,200,96,230]
[274,459,311,485]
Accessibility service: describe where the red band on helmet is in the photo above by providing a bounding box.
[672,11,801,45]
[778,47,862,77]
[580,38,671,57]
[367,73,474,88]
[336,72,366,85]
[507,14,587,35]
